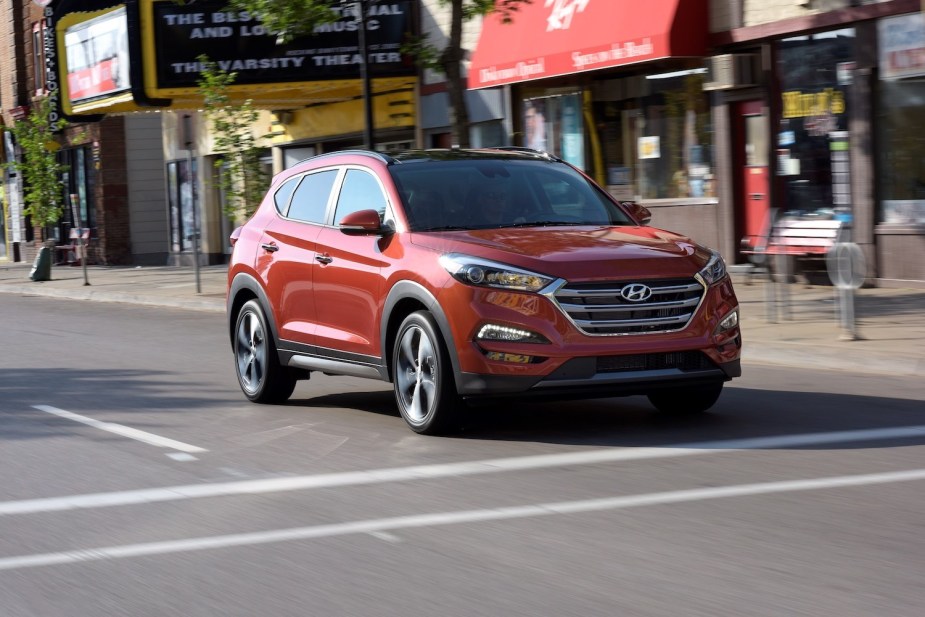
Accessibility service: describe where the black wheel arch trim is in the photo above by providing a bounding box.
[381,280,462,387]
[228,273,281,351]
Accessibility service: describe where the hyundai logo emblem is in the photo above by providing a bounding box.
[620,283,652,302]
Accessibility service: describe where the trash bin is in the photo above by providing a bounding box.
[29,246,52,281]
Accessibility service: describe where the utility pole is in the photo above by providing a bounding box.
[355,1,374,150]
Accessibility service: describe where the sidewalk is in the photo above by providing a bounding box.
[1,261,923,377]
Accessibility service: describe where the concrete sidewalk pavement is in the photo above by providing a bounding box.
[1,261,923,377]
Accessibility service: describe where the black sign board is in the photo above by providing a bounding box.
[152,1,415,88]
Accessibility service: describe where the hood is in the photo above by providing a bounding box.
[410,226,712,281]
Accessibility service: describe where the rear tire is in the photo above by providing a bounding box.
[647,383,724,415]
[234,299,296,404]
[392,311,461,435]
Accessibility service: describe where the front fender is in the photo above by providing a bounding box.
[381,280,461,387]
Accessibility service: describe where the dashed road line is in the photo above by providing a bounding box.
[2,424,924,516]
[31,405,207,454]
[1,468,923,571]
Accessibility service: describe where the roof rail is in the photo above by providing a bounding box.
[296,150,397,166]
[491,146,561,162]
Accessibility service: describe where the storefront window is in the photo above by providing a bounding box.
[634,72,713,200]
[776,29,855,219]
[877,13,925,225]
[594,71,714,201]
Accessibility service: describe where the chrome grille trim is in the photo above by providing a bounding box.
[545,278,707,336]
[557,296,701,313]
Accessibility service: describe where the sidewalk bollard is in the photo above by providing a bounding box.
[826,242,866,341]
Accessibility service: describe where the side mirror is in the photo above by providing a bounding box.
[339,209,390,235]
[622,201,652,225]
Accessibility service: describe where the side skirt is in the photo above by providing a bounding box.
[278,344,389,382]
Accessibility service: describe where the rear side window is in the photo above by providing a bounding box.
[288,169,338,224]
[274,177,300,214]
[333,169,387,224]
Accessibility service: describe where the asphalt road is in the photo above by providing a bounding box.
[2,295,924,616]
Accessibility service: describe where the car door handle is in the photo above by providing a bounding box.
[315,254,333,265]
[260,243,279,253]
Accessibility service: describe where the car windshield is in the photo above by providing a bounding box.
[389,158,635,232]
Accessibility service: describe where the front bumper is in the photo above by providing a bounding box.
[457,357,740,398]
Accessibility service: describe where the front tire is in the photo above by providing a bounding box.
[647,383,724,415]
[392,311,461,435]
[234,299,296,404]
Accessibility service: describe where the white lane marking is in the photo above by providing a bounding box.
[31,405,207,454]
[2,424,925,517]
[1,468,923,571]
[367,531,402,543]
[166,453,198,462]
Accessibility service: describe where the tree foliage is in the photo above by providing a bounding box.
[5,97,69,231]
[226,0,531,148]
[196,56,269,219]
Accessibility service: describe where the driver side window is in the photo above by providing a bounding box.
[333,169,388,225]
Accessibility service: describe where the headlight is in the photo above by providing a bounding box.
[439,254,555,292]
[698,251,728,286]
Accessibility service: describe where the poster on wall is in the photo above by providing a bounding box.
[523,94,585,167]
[638,136,661,159]
[64,7,131,103]
[879,13,925,80]
[523,99,547,151]
[560,94,584,169]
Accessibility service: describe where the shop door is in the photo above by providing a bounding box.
[735,101,770,255]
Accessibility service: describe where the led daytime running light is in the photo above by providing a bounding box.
[476,324,548,343]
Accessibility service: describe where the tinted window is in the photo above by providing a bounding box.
[274,177,300,214]
[288,169,337,224]
[333,169,387,225]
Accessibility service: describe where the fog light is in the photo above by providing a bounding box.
[485,351,534,364]
[476,324,548,344]
[716,309,739,334]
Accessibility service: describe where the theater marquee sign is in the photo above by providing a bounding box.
[150,0,414,91]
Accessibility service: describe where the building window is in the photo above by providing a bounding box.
[635,72,713,200]
[592,70,715,201]
[32,22,46,94]
[877,14,925,225]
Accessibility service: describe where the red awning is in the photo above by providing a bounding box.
[468,0,707,89]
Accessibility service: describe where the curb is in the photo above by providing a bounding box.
[0,284,225,313]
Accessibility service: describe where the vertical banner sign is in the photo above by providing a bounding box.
[43,6,63,129]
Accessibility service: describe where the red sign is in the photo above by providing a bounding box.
[468,0,706,89]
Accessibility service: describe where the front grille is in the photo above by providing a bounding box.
[596,351,716,373]
[553,278,704,335]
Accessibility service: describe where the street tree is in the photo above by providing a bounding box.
[227,0,530,148]
[5,97,69,241]
[197,56,269,219]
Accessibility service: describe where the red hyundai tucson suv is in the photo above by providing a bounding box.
[227,148,741,434]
